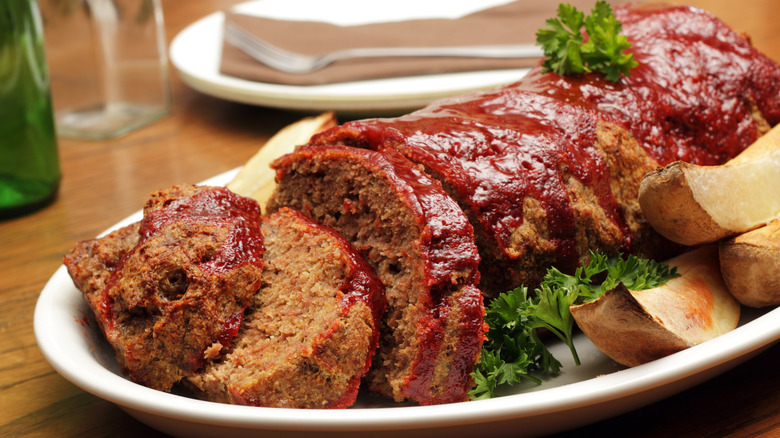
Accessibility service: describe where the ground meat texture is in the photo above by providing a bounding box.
[187,207,385,408]
[64,222,141,308]
[64,185,265,391]
[267,146,487,405]
[307,4,780,296]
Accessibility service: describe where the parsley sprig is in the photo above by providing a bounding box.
[470,251,678,400]
[536,1,638,82]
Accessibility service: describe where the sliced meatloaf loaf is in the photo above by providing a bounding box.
[311,92,662,296]
[307,4,780,296]
[267,145,487,405]
[187,207,385,408]
[64,185,265,391]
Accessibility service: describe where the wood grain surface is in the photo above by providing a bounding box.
[1,1,778,436]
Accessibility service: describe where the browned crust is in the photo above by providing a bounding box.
[63,222,141,307]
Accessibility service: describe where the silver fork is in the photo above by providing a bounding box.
[224,21,543,74]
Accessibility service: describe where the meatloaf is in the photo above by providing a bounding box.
[64,185,265,391]
[267,146,487,405]
[187,207,385,408]
[307,4,780,296]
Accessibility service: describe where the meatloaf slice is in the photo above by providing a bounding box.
[187,207,385,408]
[64,185,265,391]
[267,145,487,405]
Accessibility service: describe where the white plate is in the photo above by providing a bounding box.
[168,0,532,115]
[34,168,780,438]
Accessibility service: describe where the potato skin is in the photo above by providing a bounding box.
[570,284,691,367]
[719,219,780,308]
[638,162,731,246]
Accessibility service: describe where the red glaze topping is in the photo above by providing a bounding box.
[139,187,265,274]
[519,5,780,165]
[214,312,245,352]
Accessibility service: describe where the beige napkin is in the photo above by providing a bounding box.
[219,0,628,85]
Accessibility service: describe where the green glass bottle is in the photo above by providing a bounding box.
[0,0,60,219]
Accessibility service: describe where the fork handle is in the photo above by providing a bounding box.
[329,45,543,61]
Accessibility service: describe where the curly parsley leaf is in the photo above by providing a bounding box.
[470,286,559,400]
[470,251,678,399]
[536,4,587,76]
[536,1,638,82]
[554,251,681,303]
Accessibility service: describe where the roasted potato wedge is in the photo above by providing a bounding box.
[227,112,337,208]
[570,246,740,367]
[638,124,780,246]
[719,219,780,308]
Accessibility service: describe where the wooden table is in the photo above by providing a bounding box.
[2,1,778,436]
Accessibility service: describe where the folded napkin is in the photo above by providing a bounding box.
[220,0,623,86]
